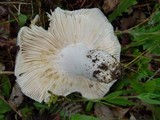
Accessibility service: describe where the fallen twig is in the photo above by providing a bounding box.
[0,95,22,117]
[0,2,31,5]
[0,71,14,75]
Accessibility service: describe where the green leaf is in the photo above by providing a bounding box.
[130,79,145,94]
[70,114,100,120]
[150,106,160,120]
[149,78,160,92]
[137,93,160,105]
[1,75,11,98]
[0,99,11,114]
[148,10,160,25]
[18,13,27,26]
[103,91,124,100]
[102,91,134,106]
[33,102,48,109]
[0,115,4,120]
[144,80,156,93]
[106,97,134,106]
[85,101,94,112]
[109,0,137,21]
[20,107,33,118]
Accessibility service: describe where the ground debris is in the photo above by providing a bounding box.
[102,0,120,14]
[120,10,146,30]
[94,103,114,120]
[9,83,23,108]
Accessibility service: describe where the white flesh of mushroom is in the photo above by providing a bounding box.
[58,43,120,83]
[15,7,121,103]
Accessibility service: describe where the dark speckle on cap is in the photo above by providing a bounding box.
[92,57,99,63]
[93,70,101,79]
[111,66,122,80]
[98,63,108,71]
[86,54,92,59]
[89,84,94,88]
[85,49,121,83]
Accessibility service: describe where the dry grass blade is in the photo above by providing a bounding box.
[0,2,31,5]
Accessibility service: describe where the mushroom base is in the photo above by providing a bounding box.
[58,43,120,83]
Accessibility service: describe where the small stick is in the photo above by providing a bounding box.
[147,68,160,81]
[0,71,14,75]
[0,95,22,117]
[0,2,31,5]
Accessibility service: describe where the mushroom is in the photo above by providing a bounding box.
[15,7,121,103]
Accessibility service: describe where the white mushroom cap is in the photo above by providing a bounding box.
[15,7,121,103]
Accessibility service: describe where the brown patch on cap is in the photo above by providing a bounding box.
[98,63,108,71]
[111,66,122,80]
[92,57,99,63]
[93,70,101,79]
[89,84,94,88]
[86,54,92,59]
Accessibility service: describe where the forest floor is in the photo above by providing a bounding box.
[0,0,160,120]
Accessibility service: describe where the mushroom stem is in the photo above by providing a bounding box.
[58,43,121,83]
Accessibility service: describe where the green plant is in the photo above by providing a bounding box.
[0,75,12,120]
[115,6,160,119]
[18,13,27,27]
[109,0,137,22]
[70,114,100,120]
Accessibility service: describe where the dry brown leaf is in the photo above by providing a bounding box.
[0,5,9,17]
[130,113,137,120]
[0,18,10,38]
[102,0,120,14]
[94,104,114,120]
[112,107,129,119]
[0,38,16,47]
[120,10,146,30]
[132,11,146,24]
[0,63,5,71]
[9,83,24,108]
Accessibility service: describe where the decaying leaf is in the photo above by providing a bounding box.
[9,83,23,108]
[0,63,5,71]
[0,5,9,17]
[102,0,120,14]
[0,19,10,39]
[112,107,129,119]
[94,103,114,120]
[120,10,146,30]
[130,113,137,120]
[0,38,16,48]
